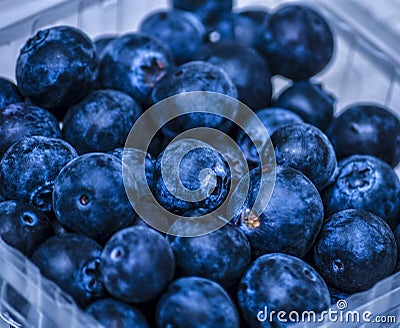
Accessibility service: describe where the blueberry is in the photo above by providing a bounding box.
[0,136,77,211]
[100,33,173,106]
[238,253,330,327]
[31,233,105,308]
[274,80,335,131]
[16,26,98,119]
[328,286,349,306]
[86,298,149,328]
[234,9,270,47]
[321,155,400,228]
[153,139,231,215]
[326,104,400,167]
[394,224,400,272]
[237,107,303,165]
[172,0,233,26]
[100,226,175,303]
[207,9,270,47]
[231,166,323,259]
[151,61,237,104]
[93,35,117,61]
[0,77,23,110]
[92,35,118,89]
[150,61,237,139]
[0,102,61,156]
[109,147,155,194]
[53,153,136,243]
[156,276,240,328]
[0,200,54,257]
[194,41,272,111]
[62,90,142,154]
[168,214,250,287]
[314,209,397,293]
[271,123,337,190]
[204,12,241,43]
[257,4,334,80]
[139,10,205,64]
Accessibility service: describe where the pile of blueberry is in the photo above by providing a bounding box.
[1,0,400,327]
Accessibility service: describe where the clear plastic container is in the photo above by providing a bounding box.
[1,0,400,327]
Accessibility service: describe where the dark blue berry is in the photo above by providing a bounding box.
[0,102,61,156]
[237,107,303,165]
[237,8,270,46]
[326,104,400,167]
[0,136,77,211]
[168,216,250,287]
[109,147,155,195]
[100,33,173,106]
[321,155,400,228]
[271,123,337,190]
[257,4,334,80]
[31,233,105,308]
[156,276,239,328]
[195,41,272,111]
[232,166,323,259]
[274,80,335,131]
[86,298,149,328]
[0,77,23,110]
[206,9,270,47]
[53,153,136,243]
[394,224,400,272]
[100,226,175,303]
[139,10,205,64]
[93,35,117,61]
[62,90,141,154]
[238,253,330,327]
[16,26,98,119]
[150,61,237,139]
[0,200,54,256]
[172,0,233,26]
[153,139,231,215]
[314,209,397,293]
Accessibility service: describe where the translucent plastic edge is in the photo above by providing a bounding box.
[0,238,104,328]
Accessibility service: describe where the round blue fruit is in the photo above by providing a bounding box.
[0,200,54,257]
[271,123,337,191]
[150,61,237,138]
[322,155,400,228]
[16,26,98,118]
[326,103,400,167]
[156,276,240,328]
[274,80,335,131]
[139,10,205,64]
[62,89,142,154]
[314,209,397,293]
[238,253,330,328]
[100,226,175,303]
[53,153,136,243]
[168,216,250,287]
[100,33,173,106]
[0,136,77,212]
[257,4,334,80]
[32,233,105,308]
[237,107,303,165]
[0,77,23,110]
[172,0,233,26]
[86,298,149,328]
[153,139,231,215]
[232,166,324,259]
[194,40,272,111]
[0,102,61,156]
